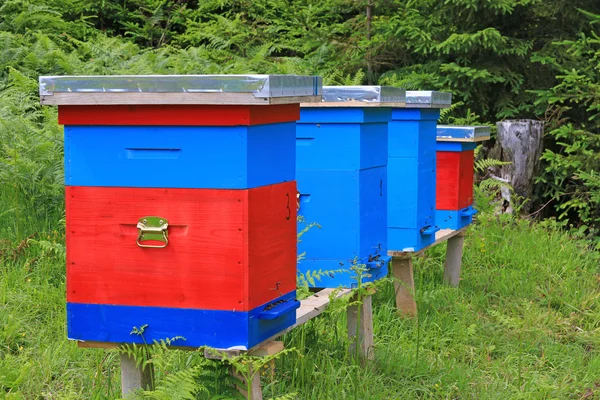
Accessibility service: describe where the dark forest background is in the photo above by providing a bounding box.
[0,0,599,244]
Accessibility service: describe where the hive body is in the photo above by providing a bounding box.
[62,102,302,349]
[435,125,490,231]
[387,108,439,252]
[296,107,390,288]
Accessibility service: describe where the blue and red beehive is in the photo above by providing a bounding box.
[296,86,405,287]
[436,125,491,230]
[39,74,323,350]
[387,91,452,252]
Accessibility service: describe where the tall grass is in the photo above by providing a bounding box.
[1,200,599,399]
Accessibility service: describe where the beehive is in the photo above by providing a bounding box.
[436,125,491,230]
[40,74,322,350]
[387,91,452,252]
[296,86,405,288]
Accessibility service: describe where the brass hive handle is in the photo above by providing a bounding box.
[136,216,169,248]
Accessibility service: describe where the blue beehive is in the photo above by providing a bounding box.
[297,86,406,288]
[388,91,452,252]
[435,125,491,230]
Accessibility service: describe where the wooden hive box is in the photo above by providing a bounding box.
[296,86,405,288]
[436,125,491,230]
[40,74,323,350]
[387,91,452,252]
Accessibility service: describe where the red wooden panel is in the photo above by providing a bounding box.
[66,183,297,311]
[436,150,475,210]
[436,152,460,210]
[58,104,300,126]
[247,182,297,307]
[457,150,475,209]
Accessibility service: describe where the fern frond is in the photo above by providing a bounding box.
[439,101,464,121]
[475,158,511,173]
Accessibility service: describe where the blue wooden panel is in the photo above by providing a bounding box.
[358,167,387,257]
[297,258,389,289]
[359,123,389,170]
[67,291,298,350]
[390,108,440,121]
[387,157,436,229]
[296,122,387,171]
[298,170,359,258]
[65,123,296,189]
[436,206,477,230]
[297,168,388,288]
[296,123,387,171]
[388,120,437,158]
[436,142,478,152]
[388,227,437,252]
[299,107,391,124]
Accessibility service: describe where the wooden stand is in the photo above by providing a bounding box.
[347,293,375,364]
[81,224,468,397]
[389,228,467,316]
[119,352,153,396]
[80,287,373,399]
[391,257,417,317]
[443,232,466,287]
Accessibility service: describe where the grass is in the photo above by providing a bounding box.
[1,211,599,399]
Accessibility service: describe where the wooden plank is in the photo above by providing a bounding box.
[388,227,467,257]
[41,92,321,106]
[270,96,321,105]
[300,101,407,108]
[294,288,352,327]
[443,234,465,287]
[391,257,417,317]
[347,294,374,363]
[78,340,118,349]
[77,340,206,352]
[436,136,490,143]
[205,341,284,359]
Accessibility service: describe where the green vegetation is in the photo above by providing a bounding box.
[1,0,600,398]
[1,0,600,239]
[2,208,599,398]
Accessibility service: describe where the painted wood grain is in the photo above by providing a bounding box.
[67,290,297,349]
[58,104,300,126]
[247,181,297,307]
[66,182,297,311]
[74,288,351,352]
[436,150,474,210]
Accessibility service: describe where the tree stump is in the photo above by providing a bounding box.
[490,119,544,213]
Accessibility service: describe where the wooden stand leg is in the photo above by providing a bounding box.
[443,233,465,287]
[120,352,153,396]
[347,294,374,363]
[392,257,417,317]
[231,366,263,400]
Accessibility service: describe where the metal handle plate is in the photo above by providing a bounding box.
[136,216,169,248]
